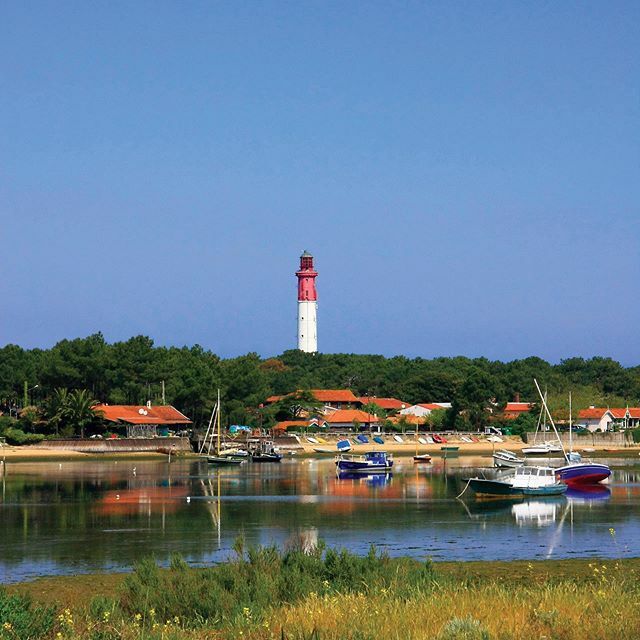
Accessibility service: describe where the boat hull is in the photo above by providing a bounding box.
[555,463,611,485]
[468,478,567,498]
[413,454,432,463]
[251,454,282,463]
[336,460,392,473]
[207,456,244,465]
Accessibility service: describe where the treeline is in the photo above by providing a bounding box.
[1,333,639,431]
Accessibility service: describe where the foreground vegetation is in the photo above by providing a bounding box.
[4,543,640,640]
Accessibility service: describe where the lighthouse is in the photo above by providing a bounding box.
[296,250,318,353]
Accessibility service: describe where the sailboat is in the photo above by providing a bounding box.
[199,391,244,465]
[521,390,562,455]
[553,390,611,485]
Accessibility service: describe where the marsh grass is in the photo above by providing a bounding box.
[5,548,640,640]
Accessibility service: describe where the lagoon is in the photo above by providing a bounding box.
[1,455,639,583]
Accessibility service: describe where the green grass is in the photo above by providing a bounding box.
[6,546,640,640]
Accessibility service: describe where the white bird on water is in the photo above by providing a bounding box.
[186,496,191,503]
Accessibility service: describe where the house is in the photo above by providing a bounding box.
[358,397,407,413]
[502,402,533,420]
[324,409,381,431]
[93,403,192,438]
[399,403,448,417]
[577,407,640,432]
[265,389,361,412]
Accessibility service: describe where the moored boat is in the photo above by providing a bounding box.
[493,449,525,468]
[335,451,393,473]
[467,466,567,498]
[555,462,611,485]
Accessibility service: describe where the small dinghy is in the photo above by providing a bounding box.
[419,437,428,445]
[337,439,352,452]
[393,435,404,443]
[356,434,369,444]
[493,449,525,468]
[306,437,319,444]
[373,436,384,445]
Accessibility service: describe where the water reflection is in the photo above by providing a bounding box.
[1,456,639,582]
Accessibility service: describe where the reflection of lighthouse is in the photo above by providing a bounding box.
[296,251,318,352]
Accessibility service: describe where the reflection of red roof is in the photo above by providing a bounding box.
[94,405,192,424]
[326,409,379,424]
[359,397,406,410]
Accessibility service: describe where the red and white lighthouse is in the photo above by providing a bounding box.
[296,250,318,352]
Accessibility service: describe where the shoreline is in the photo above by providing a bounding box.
[0,438,638,461]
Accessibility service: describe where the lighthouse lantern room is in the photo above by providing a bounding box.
[296,251,318,353]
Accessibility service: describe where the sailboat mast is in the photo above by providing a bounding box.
[217,389,221,454]
[569,391,573,454]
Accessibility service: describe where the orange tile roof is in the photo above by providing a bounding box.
[418,403,447,411]
[609,408,640,419]
[504,402,532,412]
[265,395,285,404]
[274,420,311,432]
[359,397,407,410]
[325,409,379,424]
[94,404,192,425]
[578,408,608,420]
[311,389,359,403]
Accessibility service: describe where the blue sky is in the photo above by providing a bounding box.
[1,1,638,363]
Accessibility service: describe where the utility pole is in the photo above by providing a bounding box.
[23,381,28,409]
[161,380,166,405]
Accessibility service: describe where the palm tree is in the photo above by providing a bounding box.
[68,389,103,438]
[46,388,69,435]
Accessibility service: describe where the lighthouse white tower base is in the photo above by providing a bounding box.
[298,300,317,353]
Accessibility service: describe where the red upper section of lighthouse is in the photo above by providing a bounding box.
[296,251,318,301]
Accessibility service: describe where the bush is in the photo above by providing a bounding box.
[118,544,438,629]
[438,616,491,640]
[630,428,640,444]
[3,428,45,446]
[0,587,55,640]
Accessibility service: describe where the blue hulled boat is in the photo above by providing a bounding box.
[555,462,611,485]
[335,451,393,473]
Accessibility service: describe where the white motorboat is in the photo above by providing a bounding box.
[493,449,525,468]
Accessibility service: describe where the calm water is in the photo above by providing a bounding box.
[1,455,640,583]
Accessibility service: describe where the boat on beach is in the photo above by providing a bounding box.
[335,451,393,473]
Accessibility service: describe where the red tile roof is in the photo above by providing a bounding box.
[578,408,608,420]
[359,397,407,410]
[311,389,359,403]
[609,408,640,419]
[273,420,311,432]
[418,403,447,411]
[94,404,192,425]
[325,409,379,424]
[504,402,532,413]
[265,390,359,404]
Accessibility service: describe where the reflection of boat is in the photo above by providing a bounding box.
[512,500,560,526]
[566,484,611,501]
[335,451,393,473]
[493,449,524,468]
[336,471,392,486]
[467,466,567,498]
[413,454,432,463]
